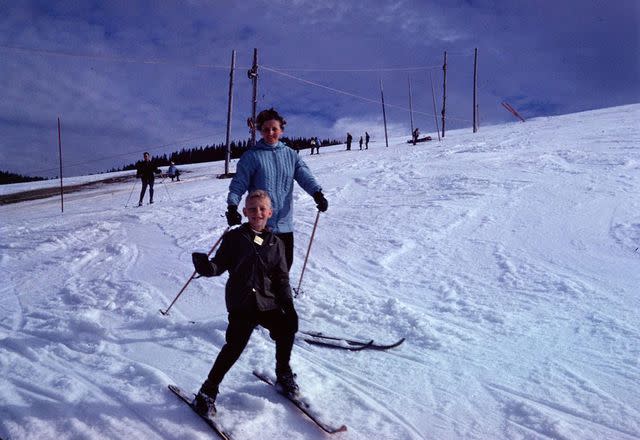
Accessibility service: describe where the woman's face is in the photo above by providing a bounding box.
[260,119,283,145]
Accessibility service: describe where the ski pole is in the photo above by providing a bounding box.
[293,210,321,297]
[160,176,173,201]
[124,178,138,207]
[159,226,230,316]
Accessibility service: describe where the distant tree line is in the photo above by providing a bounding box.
[113,136,342,172]
[1,135,343,183]
[0,170,47,185]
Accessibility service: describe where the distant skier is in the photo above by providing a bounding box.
[191,190,299,417]
[135,152,161,206]
[359,136,363,150]
[225,107,328,270]
[346,132,353,151]
[310,137,321,155]
[412,128,420,145]
[167,161,181,181]
[365,132,370,149]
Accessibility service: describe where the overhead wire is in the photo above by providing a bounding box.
[262,65,472,123]
[1,44,447,72]
[260,64,442,73]
[0,44,240,70]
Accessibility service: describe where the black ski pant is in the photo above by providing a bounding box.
[138,178,154,203]
[275,232,294,270]
[201,307,298,396]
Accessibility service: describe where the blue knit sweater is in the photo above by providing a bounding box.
[227,139,322,233]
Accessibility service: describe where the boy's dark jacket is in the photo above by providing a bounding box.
[205,223,292,313]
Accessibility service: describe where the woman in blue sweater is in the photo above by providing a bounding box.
[226,108,328,269]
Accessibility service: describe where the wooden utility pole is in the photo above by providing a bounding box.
[57,117,63,213]
[473,48,478,133]
[441,51,447,138]
[248,48,258,147]
[430,72,441,142]
[224,50,236,176]
[408,77,415,136]
[380,79,389,148]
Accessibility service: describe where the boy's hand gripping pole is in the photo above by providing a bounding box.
[293,210,321,298]
[159,227,230,316]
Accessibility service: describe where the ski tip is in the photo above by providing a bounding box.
[335,424,348,433]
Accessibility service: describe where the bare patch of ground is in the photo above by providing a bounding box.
[0,175,136,205]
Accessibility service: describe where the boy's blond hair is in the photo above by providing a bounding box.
[245,189,272,208]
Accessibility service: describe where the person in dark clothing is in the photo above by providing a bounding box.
[191,190,299,418]
[346,132,353,151]
[365,132,370,149]
[313,137,320,154]
[359,136,363,150]
[136,152,161,206]
[412,128,420,145]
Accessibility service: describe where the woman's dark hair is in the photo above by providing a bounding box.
[256,108,286,130]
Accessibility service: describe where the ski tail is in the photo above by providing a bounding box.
[252,371,347,434]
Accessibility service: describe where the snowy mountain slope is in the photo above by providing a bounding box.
[1,104,639,439]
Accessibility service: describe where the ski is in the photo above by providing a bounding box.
[252,371,347,434]
[302,331,405,350]
[304,338,375,351]
[168,384,233,440]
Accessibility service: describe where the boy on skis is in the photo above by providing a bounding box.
[191,190,299,417]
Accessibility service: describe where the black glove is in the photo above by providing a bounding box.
[313,191,328,212]
[192,252,215,277]
[281,299,299,333]
[225,205,242,226]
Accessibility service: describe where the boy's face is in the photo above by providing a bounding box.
[243,197,273,231]
[260,119,283,145]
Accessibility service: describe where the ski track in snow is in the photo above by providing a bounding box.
[1,104,640,439]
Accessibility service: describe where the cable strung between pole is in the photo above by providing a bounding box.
[0,44,242,70]
[261,64,442,73]
[2,44,465,72]
[262,65,472,123]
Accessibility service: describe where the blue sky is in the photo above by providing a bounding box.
[1,0,638,177]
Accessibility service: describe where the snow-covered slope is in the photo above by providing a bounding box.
[1,104,639,439]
